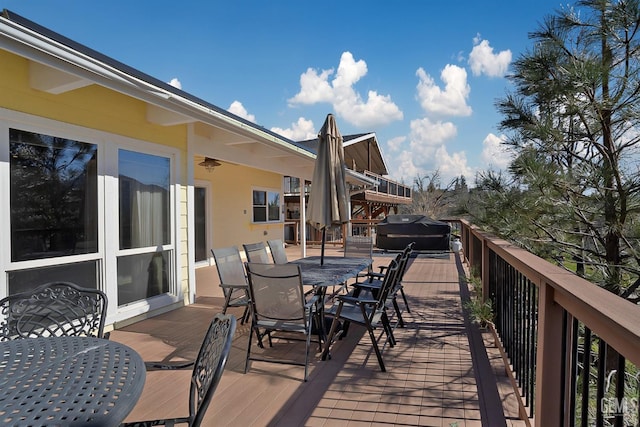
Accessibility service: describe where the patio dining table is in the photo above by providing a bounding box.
[289,255,372,349]
[291,255,372,291]
[0,336,146,427]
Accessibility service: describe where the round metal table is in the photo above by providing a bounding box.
[0,336,146,427]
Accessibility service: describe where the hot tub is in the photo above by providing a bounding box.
[376,215,450,251]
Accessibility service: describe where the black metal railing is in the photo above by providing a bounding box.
[458,219,640,426]
[489,250,539,416]
[565,316,639,427]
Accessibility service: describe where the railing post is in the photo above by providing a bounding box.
[535,281,564,427]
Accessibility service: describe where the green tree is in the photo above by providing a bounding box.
[477,0,640,300]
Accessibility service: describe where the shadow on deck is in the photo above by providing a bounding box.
[112,246,529,427]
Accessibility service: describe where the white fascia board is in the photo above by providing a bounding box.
[343,133,376,147]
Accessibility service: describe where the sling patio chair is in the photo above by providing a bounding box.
[211,246,251,324]
[122,313,236,427]
[343,235,374,282]
[0,281,109,340]
[352,242,415,327]
[243,241,272,264]
[321,257,400,372]
[244,262,321,381]
[267,239,288,264]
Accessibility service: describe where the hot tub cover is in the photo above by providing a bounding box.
[376,215,450,251]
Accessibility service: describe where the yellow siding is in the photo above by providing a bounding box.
[195,163,284,249]
[1,50,194,303]
[1,49,288,310]
[1,51,186,149]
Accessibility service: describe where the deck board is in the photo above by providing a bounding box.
[113,246,529,427]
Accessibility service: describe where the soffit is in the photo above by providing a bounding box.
[298,133,388,176]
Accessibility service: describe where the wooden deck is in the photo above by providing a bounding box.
[113,246,530,427]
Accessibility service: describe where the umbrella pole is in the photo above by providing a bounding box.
[321,227,326,265]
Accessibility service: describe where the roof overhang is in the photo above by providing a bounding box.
[343,133,388,176]
[0,9,318,180]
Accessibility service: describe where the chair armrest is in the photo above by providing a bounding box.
[305,294,321,309]
[337,295,377,305]
[369,271,385,279]
[144,360,195,371]
[220,283,248,290]
[351,279,382,290]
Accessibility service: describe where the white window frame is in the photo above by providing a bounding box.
[0,110,106,298]
[0,108,182,323]
[106,135,181,322]
[194,180,212,267]
[251,187,282,223]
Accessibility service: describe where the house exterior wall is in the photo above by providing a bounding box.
[0,48,285,326]
[0,51,186,149]
[194,163,285,249]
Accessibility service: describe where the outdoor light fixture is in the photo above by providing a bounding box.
[199,157,221,172]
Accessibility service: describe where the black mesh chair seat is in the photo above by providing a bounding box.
[245,262,320,381]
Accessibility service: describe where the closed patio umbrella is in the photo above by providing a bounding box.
[307,114,349,265]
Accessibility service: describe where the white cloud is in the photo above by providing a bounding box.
[387,145,474,186]
[480,133,513,170]
[334,51,368,89]
[168,78,182,89]
[288,52,403,128]
[288,68,334,105]
[227,101,256,123]
[468,36,512,78]
[271,117,317,141]
[386,136,406,153]
[416,65,472,117]
[383,115,471,184]
[433,146,475,183]
[409,117,457,145]
[392,150,422,183]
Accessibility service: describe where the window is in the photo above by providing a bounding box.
[3,117,177,310]
[118,150,170,249]
[252,189,281,223]
[117,150,172,305]
[9,129,98,262]
[194,186,207,262]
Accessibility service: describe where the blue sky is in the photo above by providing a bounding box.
[2,1,569,186]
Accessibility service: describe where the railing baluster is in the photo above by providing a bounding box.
[596,337,606,426]
[569,316,579,427]
[581,327,592,427]
[614,353,625,427]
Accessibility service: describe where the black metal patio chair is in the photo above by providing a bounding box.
[321,257,400,372]
[352,242,415,326]
[0,281,109,340]
[121,313,236,427]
